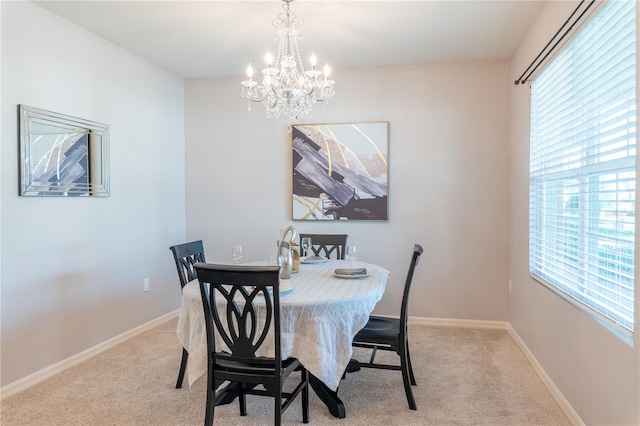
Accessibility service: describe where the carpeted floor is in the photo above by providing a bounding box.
[1,318,570,425]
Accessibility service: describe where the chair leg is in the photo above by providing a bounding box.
[406,341,416,386]
[368,345,378,364]
[205,401,214,426]
[399,342,417,410]
[204,370,214,426]
[239,385,247,416]
[274,386,282,426]
[175,348,188,389]
[302,369,309,424]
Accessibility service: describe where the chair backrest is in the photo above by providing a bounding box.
[169,240,206,289]
[399,244,424,329]
[299,233,348,259]
[194,263,282,365]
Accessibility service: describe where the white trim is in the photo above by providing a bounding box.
[408,316,509,329]
[0,310,179,400]
[507,324,585,426]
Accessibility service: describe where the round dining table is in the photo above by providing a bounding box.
[176,258,390,418]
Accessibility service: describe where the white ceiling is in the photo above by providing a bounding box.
[33,0,547,79]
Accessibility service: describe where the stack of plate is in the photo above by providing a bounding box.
[333,268,369,279]
[301,256,327,264]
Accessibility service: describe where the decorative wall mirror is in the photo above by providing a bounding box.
[19,105,110,197]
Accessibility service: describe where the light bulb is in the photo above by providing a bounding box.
[323,64,331,77]
[310,52,317,68]
[246,64,254,79]
[265,52,273,67]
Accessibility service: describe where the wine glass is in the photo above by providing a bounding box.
[345,245,357,266]
[301,237,312,256]
[231,245,243,264]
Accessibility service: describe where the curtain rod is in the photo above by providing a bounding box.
[514,0,596,86]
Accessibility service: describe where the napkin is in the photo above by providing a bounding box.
[334,268,368,275]
[304,255,325,262]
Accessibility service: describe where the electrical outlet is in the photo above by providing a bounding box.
[144,278,150,292]
[508,279,512,293]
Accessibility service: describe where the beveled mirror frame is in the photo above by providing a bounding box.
[19,105,110,197]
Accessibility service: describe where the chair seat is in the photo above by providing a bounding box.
[354,316,400,345]
[359,316,399,333]
[216,357,301,376]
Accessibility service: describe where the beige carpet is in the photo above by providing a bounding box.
[1,318,570,425]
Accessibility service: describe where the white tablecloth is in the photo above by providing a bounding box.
[176,259,389,391]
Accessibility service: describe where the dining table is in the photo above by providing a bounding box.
[176,257,390,418]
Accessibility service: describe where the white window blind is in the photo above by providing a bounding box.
[529,0,636,335]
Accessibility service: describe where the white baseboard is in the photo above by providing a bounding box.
[507,325,584,426]
[409,316,509,329]
[0,310,179,400]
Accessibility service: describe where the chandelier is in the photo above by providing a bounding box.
[241,0,335,121]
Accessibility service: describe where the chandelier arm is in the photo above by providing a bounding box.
[247,93,267,103]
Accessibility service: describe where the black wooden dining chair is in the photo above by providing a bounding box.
[299,233,348,259]
[194,263,309,426]
[169,240,206,388]
[351,244,423,410]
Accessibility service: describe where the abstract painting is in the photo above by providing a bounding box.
[292,122,388,221]
[32,132,90,196]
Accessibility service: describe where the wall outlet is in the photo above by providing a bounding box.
[143,278,150,292]
[508,279,512,293]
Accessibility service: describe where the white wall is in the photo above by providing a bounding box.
[509,1,640,424]
[185,61,510,321]
[0,1,186,387]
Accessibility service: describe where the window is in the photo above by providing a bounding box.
[529,0,636,337]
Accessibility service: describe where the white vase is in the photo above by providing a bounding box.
[277,240,293,280]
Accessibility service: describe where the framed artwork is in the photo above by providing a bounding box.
[292,122,389,221]
[19,105,110,197]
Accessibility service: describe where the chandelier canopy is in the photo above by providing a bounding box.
[241,0,335,121]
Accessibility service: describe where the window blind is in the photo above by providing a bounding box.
[529,0,636,335]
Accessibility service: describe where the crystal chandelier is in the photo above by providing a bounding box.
[241,0,335,121]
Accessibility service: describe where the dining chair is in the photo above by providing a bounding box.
[169,240,206,389]
[193,263,309,426]
[299,233,348,259]
[351,244,423,410]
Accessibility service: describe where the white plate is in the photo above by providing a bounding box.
[301,256,327,264]
[332,272,370,279]
[279,282,294,293]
